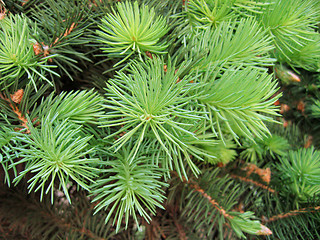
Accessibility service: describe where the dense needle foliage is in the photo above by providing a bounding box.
[0,0,320,239]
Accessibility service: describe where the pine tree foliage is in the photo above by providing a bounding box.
[197,66,280,143]
[188,18,275,70]
[102,57,216,178]
[0,185,120,239]
[259,0,320,71]
[12,116,100,203]
[0,125,18,186]
[96,1,169,65]
[0,0,320,239]
[26,0,93,79]
[185,0,269,29]
[0,14,57,89]
[175,168,262,239]
[276,147,320,204]
[91,143,168,232]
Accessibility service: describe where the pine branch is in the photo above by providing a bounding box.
[0,13,58,90]
[27,0,93,79]
[90,143,168,233]
[276,147,320,205]
[189,18,275,70]
[197,65,280,143]
[265,205,320,223]
[0,185,121,239]
[166,205,188,240]
[12,116,100,203]
[96,1,169,66]
[0,89,29,133]
[102,56,214,178]
[172,168,272,239]
[175,171,232,219]
[230,174,276,194]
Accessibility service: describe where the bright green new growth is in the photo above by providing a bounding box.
[35,89,105,125]
[187,0,235,28]
[228,212,263,238]
[190,18,275,70]
[1,0,320,239]
[260,0,320,71]
[0,126,18,186]
[103,57,214,178]
[198,66,280,143]
[240,134,290,162]
[186,0,269,29]
[12,117,99,204]
[96,1,168,65]
[90,145,168,232]
[0,14,57,90]
[201,139,237,164]
[276,147,320,204]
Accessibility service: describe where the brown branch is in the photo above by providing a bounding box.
[33,20,78,60]
[172,215,187,240]
[155,223,167,239]
[167,205,187,240]
[230,174,276,193]
[37,206,107,240]
[265,206,320,223]
[0,89,30,133]
[55,221,106,240]
[172,171,232,219]
[241,163,271,184]
[53,22,78,45]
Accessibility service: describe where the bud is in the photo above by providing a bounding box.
[256,224,272,235]
[10,89,24,104]
[275,64,301,84]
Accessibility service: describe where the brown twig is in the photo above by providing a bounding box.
[265,206,320,223]
[172,171,273,236]
[173,171,232,219]
[53,22,78,45]
[33,21,78,60]
[0,89,30,133]
[230,174,276,194]
[56,221,106,240]
[240,162,271,184]
[167,205,187,240]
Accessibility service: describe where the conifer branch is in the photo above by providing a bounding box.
[265,206,320,223]
[166,205,187,240]
[1,0,319,238]
[35,208,106,240]
[52,22,78,46]
[230,174,276,194]
[0,89,30,133]
[173,171,232,219]
[57,221,106,240]
[240,162,271,183]
[174,170,272,238]
[172,217,187,240]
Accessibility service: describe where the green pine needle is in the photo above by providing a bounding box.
[198,66,280,143]
[90,144,168,232]
[34,89,105,125]
[190,18,275,70]
[103,57,206,177]
[12,116,99,204]
[276,147,320,204]
[0,14,58,90]
[96,1,169,65]
[260,0,320,70]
